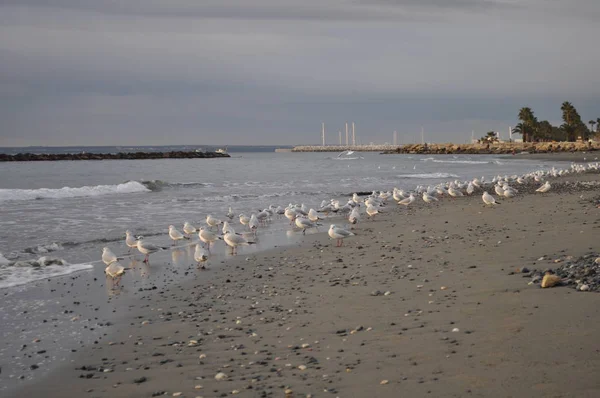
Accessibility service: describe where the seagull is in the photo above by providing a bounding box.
[447,186,464,198]
[328,224,355,247]
[222,221,235,235]
[105,261,126,287]
[168,225,188,245]
[466,182,475,195]
[102,247,118,265]
[125,230,138,252]
[194,244,209,268]
[398,192,415,206]
[349,207,360,225]
[366,204,382,218]
[249,214,260,234]
[223,231,255,254]
[183,222,197,236]
[226,207,235,220]
[239,214,250,228]
[308,208,322,222]
[482,191,500,206]
[422,192,438,203]
[295,216,319,235]
[198,227,222,251]
[536,181,551,193]
[136,240,163,263]
[206,214,223,230]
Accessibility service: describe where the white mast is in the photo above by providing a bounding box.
[321,122,325,146]
[352,122,355,146]
[421,126,425,145]
[393,131,398,145]
[509,126,513,141]
[471,130,474,143]
[339,131,342,145]
[345,123,349,146]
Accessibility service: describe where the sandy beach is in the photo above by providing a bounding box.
[6,171,600,398]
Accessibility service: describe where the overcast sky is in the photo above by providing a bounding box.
[1,0,599,146]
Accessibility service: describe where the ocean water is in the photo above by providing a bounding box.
[0,150,573,390]
[0,151,572,287]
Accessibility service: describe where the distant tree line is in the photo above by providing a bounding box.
[512,102,599,142]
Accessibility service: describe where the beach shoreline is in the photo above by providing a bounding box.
[5,170,600,398]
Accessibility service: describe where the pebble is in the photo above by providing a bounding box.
[452,328,460,333]
[370,290,382,296]
[215,372,228,381]
[384,291,392,296]
[380,380,389,385]
[580,284,590,291]
[298,365,307,370]
[173,393,182,397]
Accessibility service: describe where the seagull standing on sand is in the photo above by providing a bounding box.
[239,214,250,228]
[328,224,355,247]
[295,216,319,235]
[168,225,188,245]
[249,214,260,235]
[222,221,235,235]
[183,222,197,236]
[125,230,138,252]
[194,244,209,268]
[448,186,464,198]
[136,240,163,263]
[349,207,360,225]
[308,208,322,223]
[206,215,223,230]
[223,231,254,254]
[422,192,438,203]
[366,204,382,218]
[199,227,222,251]
[102,247,118,265]
[482,191,500,206]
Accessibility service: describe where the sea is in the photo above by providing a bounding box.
[0,145,581,391]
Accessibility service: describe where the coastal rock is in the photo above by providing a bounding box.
[541,274,561,288]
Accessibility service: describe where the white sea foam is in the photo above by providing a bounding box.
[0,181,150,202]
[0,257,93,289]
[399,173,460,179]
[0,252,9,266]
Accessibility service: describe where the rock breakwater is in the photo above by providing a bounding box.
[383,141,600,155]
[0,151,230,162]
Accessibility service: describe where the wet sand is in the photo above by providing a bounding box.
[516,152,600,162]
[7,173,600,398]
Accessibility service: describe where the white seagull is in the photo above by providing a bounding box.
[223,231,255,254]
[482,191,500,206]
[194,244,209,268]
[168,225,188,245]
[328,224,355,247]
[536,181,551,193]
[102,247,118,265]
[136,240,163,263]
[198,227,222,251]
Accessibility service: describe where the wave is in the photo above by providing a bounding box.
[0,181,150,202]
[139,180,213,191]
[0,257,93,289]
[398,173,460,179]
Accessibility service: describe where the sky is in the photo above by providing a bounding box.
[1,0,599,146]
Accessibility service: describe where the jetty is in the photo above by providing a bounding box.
[291,144,401,152]
[0,151,230,162]
[381,142,600,155]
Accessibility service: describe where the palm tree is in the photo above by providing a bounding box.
[517,107,537,142]
[561,102,575,126]
[597,118,600,133]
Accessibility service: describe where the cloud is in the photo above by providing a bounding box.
[0,1,599,146]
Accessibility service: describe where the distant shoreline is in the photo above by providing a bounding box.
[0,151,230,162]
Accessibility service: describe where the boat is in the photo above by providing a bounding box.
[216,147,228,154]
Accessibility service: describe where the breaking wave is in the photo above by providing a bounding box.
[0,181,150,202]
[0,256,93,289]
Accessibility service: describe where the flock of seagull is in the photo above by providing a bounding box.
[100,162,598,286]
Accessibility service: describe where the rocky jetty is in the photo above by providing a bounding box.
[382,141,600,155]
[0,151,230,162]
